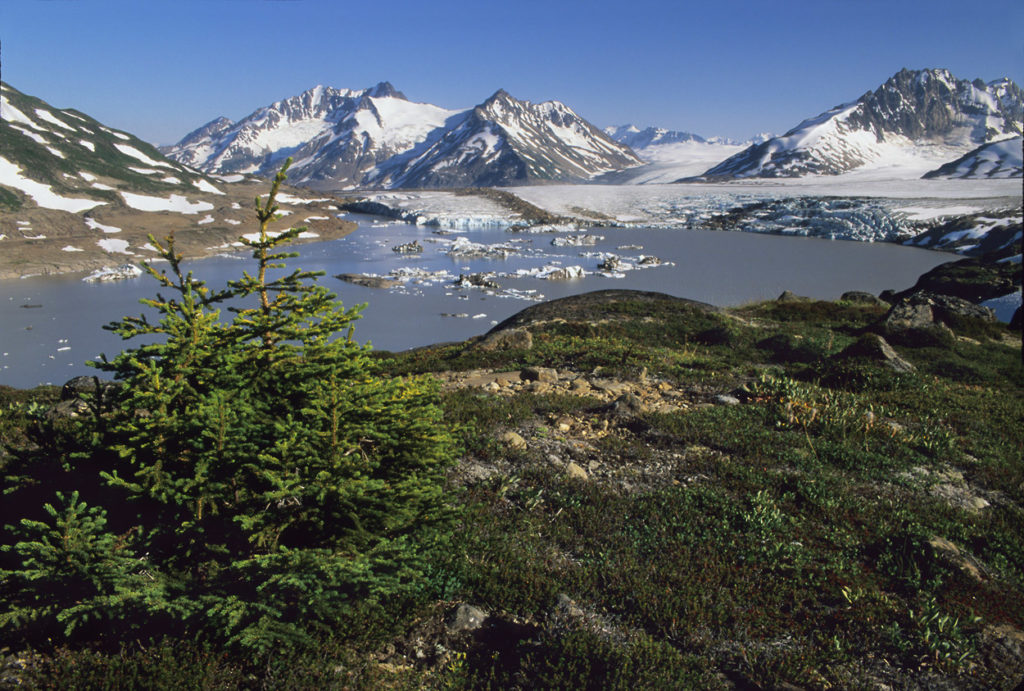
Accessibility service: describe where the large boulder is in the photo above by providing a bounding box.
[881,292,994,347]
[839,291,888,307]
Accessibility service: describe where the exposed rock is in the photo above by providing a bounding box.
[834,333,916,373]
[447,604,488,633]
[882,291,998,346]
[886,252,1022,304]
[589,378,631,397]
[499,431,527,450]
[882,298,957,348]
[609,393,647,417]
[713,394,741,406]
[903,466,991,514]
[46,398,92,420]
[927,536,985,582]
[980,623,1024,685]
[840,290,887,306]
[477,328,533,352]
[923,292,996,323]
[566,462,589,481]
[335,273,401,289]
[554,593,585,620]
[462,371,522,388]
[569,378,593,394]
[521,366,558,383]
[776,290,810,302]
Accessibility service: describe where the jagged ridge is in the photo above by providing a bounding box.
[165,85,642,189]
[694,68,1024,180]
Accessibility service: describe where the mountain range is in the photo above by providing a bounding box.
[163,68,1023,188]
[163,84,642,190]
[694,68,1023,180]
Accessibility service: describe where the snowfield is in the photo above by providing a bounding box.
[119,192,215,214]
[0,156,106,213]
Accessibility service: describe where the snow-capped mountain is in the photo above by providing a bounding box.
[695,68,1024,180]
[923,137,1023,179]
[598,126,772,183]
[368,90,642,188]
[163,82,458,188]
[603,125,707,149]
[165,85,638,189]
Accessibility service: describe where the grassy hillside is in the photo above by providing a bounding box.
[2,286,1021,689]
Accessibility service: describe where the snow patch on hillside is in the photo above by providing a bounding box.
[0,156,106,212]
[114,144,174,168]
[192,179,224,195]
[1,96,45,130]
[98,238,133,254]
[120,192,214,214]
[84,218,122,234]
[34,109,77,131]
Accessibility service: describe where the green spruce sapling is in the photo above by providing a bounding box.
[1,159,457,654]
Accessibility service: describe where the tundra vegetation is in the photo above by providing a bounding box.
[1,164,1022,688]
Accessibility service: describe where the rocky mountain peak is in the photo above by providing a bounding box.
[367,81,405,99]
[696,67,1023,180]
[849,68,1023,143]
[173,116,235,150]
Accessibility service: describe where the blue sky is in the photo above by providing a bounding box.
[2,0,1022,145]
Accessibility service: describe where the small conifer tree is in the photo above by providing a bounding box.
[1,160,457,653]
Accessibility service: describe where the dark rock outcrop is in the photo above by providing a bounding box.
[881,292,995,347]
[840,291,888,307]
[886,253,1022,304]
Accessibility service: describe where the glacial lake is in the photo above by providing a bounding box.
[1,216,954,389]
